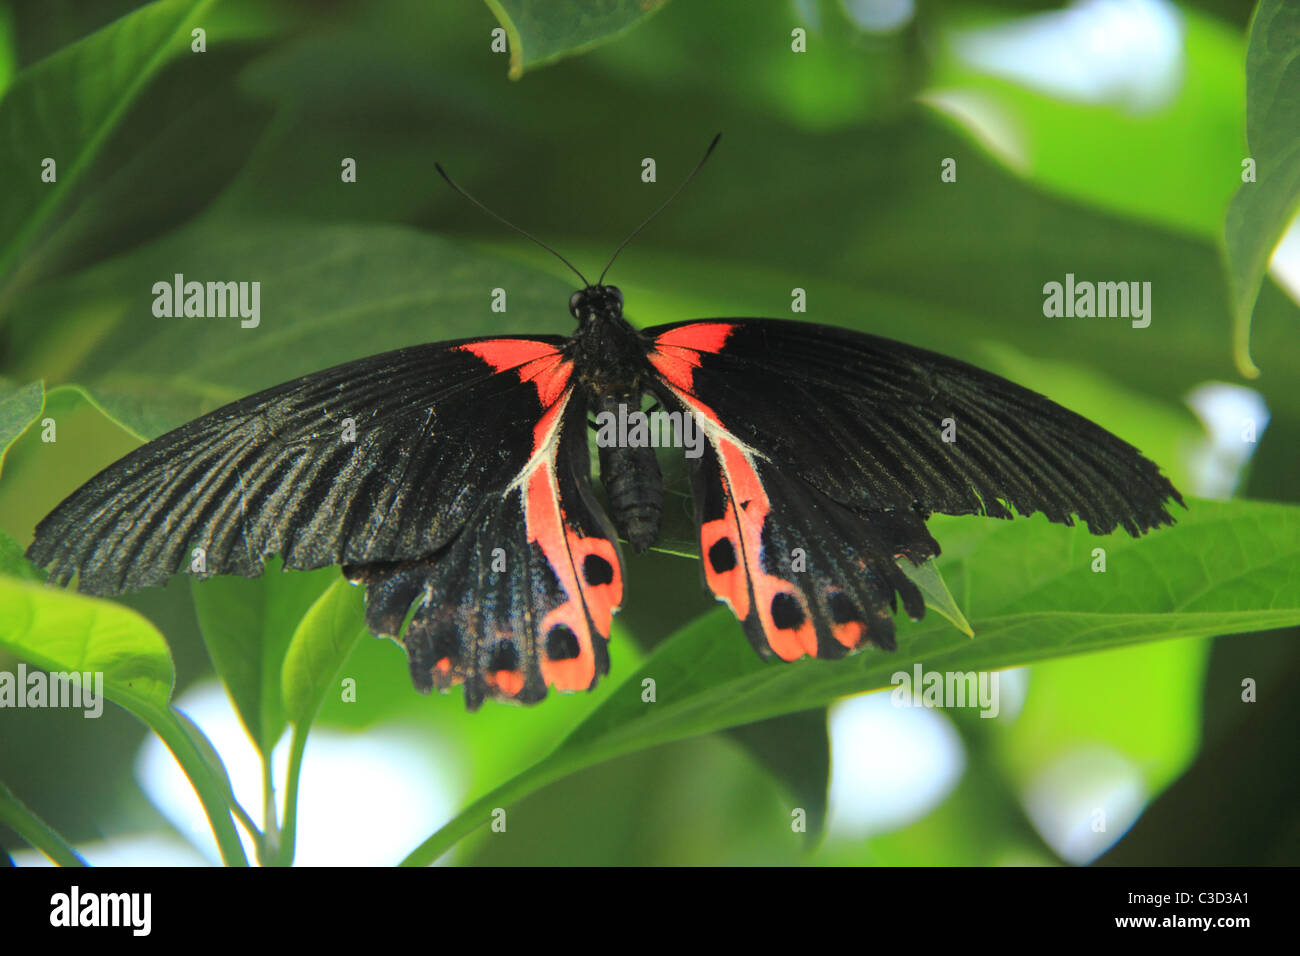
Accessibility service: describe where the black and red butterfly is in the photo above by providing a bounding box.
[25,138,1183,711]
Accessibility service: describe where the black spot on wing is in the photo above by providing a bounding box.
[545,625,581,660]
[582,553,614,586]
[708,537,737,573]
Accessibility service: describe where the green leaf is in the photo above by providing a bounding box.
[726,709,829,844]
[0,527,43,582]
[1224,0,1300,378]
[3,222,571,438]
[191,561,337,756]
[900,558,973,638]
[484,0,669,79]
[0,576,252,864]
[0,0,216,288]
[0,5,14,94]
[281,578,369,727]
[0,379,43,478]
[0,576,173,710]
[403,497,1300,864]
[0,0,284,300]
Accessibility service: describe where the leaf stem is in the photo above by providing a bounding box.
[0,777,86,866]
[276,723,310,867]
[142,704,249,866]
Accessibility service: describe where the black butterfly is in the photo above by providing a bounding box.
[26,138,1183,710]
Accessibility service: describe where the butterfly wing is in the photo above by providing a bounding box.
[349,391,624,709]
[28,336,624,708]
[28,337,569,593]
[645,318,1182,659]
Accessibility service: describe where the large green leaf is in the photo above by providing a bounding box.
[484,0,669,79]
[926,5,1245,240]
[403,497,1300,863]
[281,577,369,728]
[0,0,283,301]
[0,379,43,477]
[1224,0,1300,377]
[2,222,571,438]
[191,560,337,756]
[0,576,250,864]
[0,576,173,709]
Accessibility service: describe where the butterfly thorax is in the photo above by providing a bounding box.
[566,285,652,390]
[566,285,664,552]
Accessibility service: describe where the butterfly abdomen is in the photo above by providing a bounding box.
[595,391,664,553]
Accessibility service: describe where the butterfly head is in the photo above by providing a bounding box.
[569,285,624,324]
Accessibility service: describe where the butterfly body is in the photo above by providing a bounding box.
[562,284,668,551]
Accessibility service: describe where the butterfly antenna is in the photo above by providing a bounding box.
[435,161,591,287]
[598,132,722,285]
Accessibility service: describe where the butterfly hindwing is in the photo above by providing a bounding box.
[661,370,935,660]
[348,350,624,709]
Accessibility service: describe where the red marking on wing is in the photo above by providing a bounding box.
[664,383,819,661]
[530,398,567,457]
[459,339,573,409]
[647,323,735,392]
[520,428,624,693]
[490,670,525,697]
[460,339,560,373]
[655,322,736,353]
[459,339,574,459]
[832,620,864,649]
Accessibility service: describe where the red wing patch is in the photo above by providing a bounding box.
[460,341,571,408]
[520,450,623,693]
[647,323,735,394]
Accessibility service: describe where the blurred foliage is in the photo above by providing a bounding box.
[0,0,1297,866]
[1224,0,1300,376]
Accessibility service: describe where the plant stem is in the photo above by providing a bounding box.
[0,778,86,866]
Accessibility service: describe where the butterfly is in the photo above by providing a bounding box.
[25,137,1184,711]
